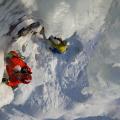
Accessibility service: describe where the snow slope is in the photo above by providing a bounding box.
[0,0,120,120]
[0,83,14,109]
[0,50,4,83]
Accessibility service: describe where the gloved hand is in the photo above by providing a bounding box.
[21,66,32,74]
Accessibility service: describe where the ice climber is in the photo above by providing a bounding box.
[40,27,69,54]
[3,51,32,89]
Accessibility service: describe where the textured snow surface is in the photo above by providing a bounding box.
[0,0,120,120]
[0,83,14,108]
[0,51,4,83]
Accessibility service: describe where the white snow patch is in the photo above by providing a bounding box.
[28,0,112,41]
[0,51,4,83]
[0,83,14,108]
[13,84,33,105]
[112,63,120,68]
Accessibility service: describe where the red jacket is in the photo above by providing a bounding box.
[6,51,32,87]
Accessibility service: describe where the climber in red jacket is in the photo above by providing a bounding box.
[4,51,32,89]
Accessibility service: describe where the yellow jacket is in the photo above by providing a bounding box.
[48,40,68,53]
[52,43,68,53]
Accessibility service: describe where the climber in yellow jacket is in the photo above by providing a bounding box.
[40,27,69,54]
